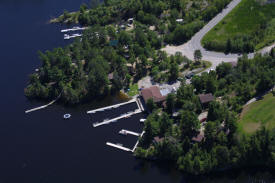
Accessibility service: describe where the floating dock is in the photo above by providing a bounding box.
[92,109,142,127]
[106,142,132,152]
[61,27,87,33]
[106,131,145,152]
[132,131,145,152]
[87,98,136,114]
[64,33,82,40]
[136,98,144,111]
[119,129,140,137]
[25,94,61,114]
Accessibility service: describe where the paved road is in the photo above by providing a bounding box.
[163,0,275,71]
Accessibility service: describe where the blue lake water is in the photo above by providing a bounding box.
[0,1,274,182]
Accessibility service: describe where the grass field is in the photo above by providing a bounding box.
[238,93,275,135]
[127,84,139,97]
[202,0,275,50]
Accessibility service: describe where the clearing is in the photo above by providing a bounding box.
[238,93,275,135]
[202,0,275,51]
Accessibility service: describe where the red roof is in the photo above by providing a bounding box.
[153,136,164,143]
[141,86,166,103]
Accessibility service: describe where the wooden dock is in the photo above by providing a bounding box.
[61,27,87,33]
[106,142,132,152]
[87,98,136,114]
[106,131,145,152]
[93,109,142,127]
[136,98,144,111]
[119,129,140,137]
[132,131,145,152]
[25,94,61,114]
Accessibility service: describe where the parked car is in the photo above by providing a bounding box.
[185,72,195,79]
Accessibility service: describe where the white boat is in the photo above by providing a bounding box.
[64,34,70,40]
[72,33,82,37]
[140,119,146,122]
[63,113,71,119]
[119,130,127,135]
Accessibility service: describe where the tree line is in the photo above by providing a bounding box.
[135,49,275,175]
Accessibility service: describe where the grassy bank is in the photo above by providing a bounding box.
[127,84,139,97]
[238,93,275,135]
[202,0,275,52]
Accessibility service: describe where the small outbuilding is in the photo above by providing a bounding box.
[108,73,114,80]
[153,136,164,144]
[199,93,214,108]
[176,19,184,23]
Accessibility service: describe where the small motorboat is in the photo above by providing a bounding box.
[140,119,146,123]
[64,34,70,40]
[119,130,127,136]
[63,113,71,119]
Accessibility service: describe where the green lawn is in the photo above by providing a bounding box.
[127,83,139,97]
[202,0,275,50]
[193,61,212,74]
[238,93,275,135]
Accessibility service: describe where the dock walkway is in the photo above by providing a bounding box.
[61,27,87,33]
[132,131,145,152]
[106,142,132,152]
[136,98,144,111]
[119,129,140,137]
[107,131,145,152]
[93,109,142,127]
[87,98,136,114]
[25,94,61,114]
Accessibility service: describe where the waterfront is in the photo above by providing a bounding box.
[0,0,274,182]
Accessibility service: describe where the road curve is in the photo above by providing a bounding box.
[163,0,274,70]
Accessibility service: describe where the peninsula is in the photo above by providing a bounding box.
[25,0,275,176]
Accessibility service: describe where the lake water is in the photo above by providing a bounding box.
[0,1,274,183]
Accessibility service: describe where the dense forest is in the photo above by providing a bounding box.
[26,0,233,104]
[55,0,231,45]
[135,49,275,175]
[24,24,192,104]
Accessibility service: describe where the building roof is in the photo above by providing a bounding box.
[108,73,114,80]
[153,136,164,143]
[199,93,214,104]
[141,86,166,103]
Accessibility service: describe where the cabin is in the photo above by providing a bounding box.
[199,93,214,108]
[140,86,166,104]
[153,136,164,144]
[108,73,114,80]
